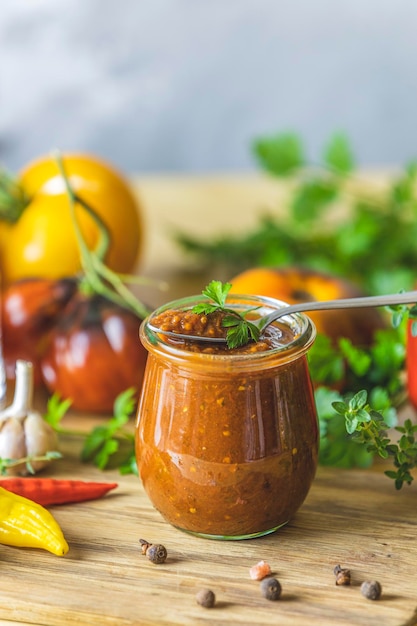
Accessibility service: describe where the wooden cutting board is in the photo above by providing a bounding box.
[0,434,416,626]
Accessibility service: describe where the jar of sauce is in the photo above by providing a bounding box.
[135,294,318,540]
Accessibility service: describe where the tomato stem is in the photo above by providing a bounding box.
[0,168,29,223]
[53,151,151,320]
[72,194,111,263]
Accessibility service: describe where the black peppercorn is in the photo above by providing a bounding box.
[196,588,216,608]
[260,577,282,601]
[333,564,351,586]
[361,580,382,600]
[139,539,168,564]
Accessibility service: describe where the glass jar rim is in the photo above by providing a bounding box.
[141,293,316,369]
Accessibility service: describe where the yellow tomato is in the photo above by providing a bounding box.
[0,153,143,284]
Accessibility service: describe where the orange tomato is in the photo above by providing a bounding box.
[0,153,143,284]
[229,266,387,346]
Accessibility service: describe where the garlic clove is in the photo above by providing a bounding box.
[0,360,59,475]
[23,412,59,473]
[0,417,27,475]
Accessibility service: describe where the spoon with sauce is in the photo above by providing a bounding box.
[149,290,417,344]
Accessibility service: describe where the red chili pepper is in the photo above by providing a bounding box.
[0,478,118,506]
[407,319,417,410]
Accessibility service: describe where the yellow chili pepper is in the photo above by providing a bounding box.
[0,486,69,556]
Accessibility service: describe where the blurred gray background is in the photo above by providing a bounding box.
[2,0,417,174]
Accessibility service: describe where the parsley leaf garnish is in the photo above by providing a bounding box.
[193,280,260,349]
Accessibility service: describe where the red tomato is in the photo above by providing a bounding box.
[40,293,147,413]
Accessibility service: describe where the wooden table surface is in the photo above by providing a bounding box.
[2,174,417,626]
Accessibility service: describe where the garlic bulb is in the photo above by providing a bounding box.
[0,360,58,475]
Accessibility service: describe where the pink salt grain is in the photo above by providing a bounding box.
[249,560,272,581]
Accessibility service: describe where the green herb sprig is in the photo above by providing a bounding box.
[331,390,417,490]
[0,451,62,476]
[192,280,260,349]
[175,132,417,295]
[44,388,138,475]
[79,388,137,474]
[308,306,417,489]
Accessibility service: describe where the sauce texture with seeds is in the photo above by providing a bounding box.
[150,308,290,353]
[151,309,228,339]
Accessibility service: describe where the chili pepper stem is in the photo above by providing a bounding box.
[0,360,34,422]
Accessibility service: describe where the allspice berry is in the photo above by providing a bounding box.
[361,580,382,600]
[260,577,282,601]
[139,539,168,564]
[146,544,167,564]
[196,588,216,608]
[334,564,351,586]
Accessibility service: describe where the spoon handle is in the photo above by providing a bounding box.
[260,290,417,332]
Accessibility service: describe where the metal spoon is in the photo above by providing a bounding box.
[148,290,417,343]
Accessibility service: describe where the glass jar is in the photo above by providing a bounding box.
[135,294,318,540]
